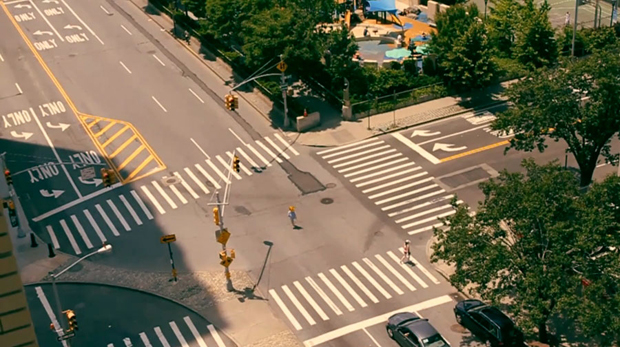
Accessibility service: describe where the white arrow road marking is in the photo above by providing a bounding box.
[78,177,102,187]
[64,24,82,30]
[10,131,33,140]
[33,30,53,36]
[14,4,32,9]
[410,129,441,137]
[432,143,468,152]
[40,189,65,198]
[46,122,70,131]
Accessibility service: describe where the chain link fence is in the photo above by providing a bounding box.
[350,83,448,119]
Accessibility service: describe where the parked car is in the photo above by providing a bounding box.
[386,312,451,347]
[454,299,527,347]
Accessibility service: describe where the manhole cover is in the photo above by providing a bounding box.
[321,198,334,204]
[325,183,336,189]
[162,176,180,186]
[450,324,468,333]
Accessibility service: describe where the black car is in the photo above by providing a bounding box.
[386,312,451,347]
[454,299,527,347]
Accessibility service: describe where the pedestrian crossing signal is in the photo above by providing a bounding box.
[4,169,13,185]
[225,94,235,110]
[65,310,78,331]
[213,207,220,226]
[232,156,240,173]
[101,168,112,188]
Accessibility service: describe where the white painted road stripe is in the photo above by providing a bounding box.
[269,289,302,330]
[303,295,453,347]
[131,190,154,220]
[207,324,226,347]
[139,332,152,347]
[184,168,210,194]
[397,249,441,284]
[169,321,190,347]
[283,285,316,325]
[59,219,81,254]
[152,96,167,112]
[153,54,166,66]
[387,251,428,288]
[123,337,132,346]
[381,190,445,211]
[321,141,384,159]
[189,88,205,103]
[392,132,440,164]
[206,159,231,184]
[388,195,452,217]
[339,153,401,173]
[361,169,425,193]
[183,316,208,347]
[354,165,420,187]
[119,61,132,73]
[375,184,439,205]
[96,204,120,236]
[236,147,260,170]
[168,180,189,204]
[119,195,143,225]
[120,24,132,35]
[195,163,222,189]
[367,175,432,200]
[318,272,354,312]
[154,327,171,347]
[344,157,407,178]
[375,254,415,291]
[316,138,378,155]
[352,261,390,299]
[265,136,290,159]
[401,210,456,229]
[175,172,199,199]
[36,286,67,345]
[332,149,397,169]
[275,133,300,156]
[83,210,106,243]
[351,162,417,183]
[245,143,272,166]
[409,223,444,235]
[395,203,455,224]
[363,258,403,295]
[217,154,242,180]
[329,269,367,308]
[152,181,178,209]
[294,281,329,321]
[107,200,131,231]
[70,215,93,249]
[327,145,391,164]
[140,186,165,215]
[341,265,379,304]
[227,151,252,176]
[256,140,283,163]
[46,225,60,249]
[306,277,342,315]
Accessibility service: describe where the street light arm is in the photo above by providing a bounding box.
[53,252,98,278]
[229,73,282,92]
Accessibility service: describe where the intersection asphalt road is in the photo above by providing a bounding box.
[26,282,234,347]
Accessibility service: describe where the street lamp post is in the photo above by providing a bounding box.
[49,244,112,345]
[571,0,580,56]
[484,0,488,19]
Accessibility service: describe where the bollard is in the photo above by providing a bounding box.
[47,243,55,258]
[30,233,38,247]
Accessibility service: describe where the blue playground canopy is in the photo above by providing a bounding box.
[366,0,398,14]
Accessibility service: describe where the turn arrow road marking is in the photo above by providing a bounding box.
[64,24,82,30]
[14,4,32,9]
[40,189,65,198]
[10,131,33,140]
[46,122,71,131]
[410,130,441,138]
[33,30,53,36]
[78,177,102,187]
[432,143,468,152]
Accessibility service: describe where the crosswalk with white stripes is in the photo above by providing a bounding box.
[44,133,300,255]
[317,138,458,235]
[269,248,441,330]
[105,316,228,347]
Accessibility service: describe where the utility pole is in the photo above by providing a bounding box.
[278,55,290,128]
[571,0,580,56]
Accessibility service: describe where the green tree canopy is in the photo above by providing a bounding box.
[513,0,557,70]
[487,0,521,56]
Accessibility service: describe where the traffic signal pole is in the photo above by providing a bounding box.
[1,153,30,238]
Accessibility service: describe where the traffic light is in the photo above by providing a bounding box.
[101,168,111,188]
[232,156,240,173]
[65,310,78,331]
[232,95,239,110]
[224,94,233,110]
[213,207,220,226]
[4,169,13,185]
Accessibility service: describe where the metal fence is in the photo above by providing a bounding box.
[350,83,448,119]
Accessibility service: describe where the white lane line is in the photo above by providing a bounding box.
[190,138,210,160]
[409,223,444,235]
[293,281,329,321]
[368,175,432,200]
[333,149,397,169]
[236,147,260,171]
[392,133,440,165]
[207,324,226,347]
[356,166,422,188]
[153,54,166,66]
[59,219,81,254]
[316,138,378,155]
[119,195,143,225]
[169,321,190,347]
[140,186,165,215]
[216,154,242,180]
[282,285,316,325]
[226,151,252,176]
[363,328,383,347]
[322,141,384,159]
[256,140,283,163]
[0,54,4,62]
[401,210,456,230]
[152,181,177,209]
[206,160,231,184]
[35,286,67,344]
[341,265,379,303]
[318,272,354,312]
[375,254,415,291]
[387,251,428,288]
[119,61,132,74]
[302,296,453,347]
[344,157,407,178]
[362,170,425,193]
[306,277,342,316]
[183,316,208,347]
[381,189,445,211]
[352,261,390,299]
[46,226,60,249]
[139,333,152,347]
[329,269,367,308]
[28,0,64,41]
[15,83,22,94]
[183,167,210,194]
[269,289,302,330]
[152,96,167,112]
[107,200,131,231]
[60,0,104,44]
[397,249,441,284]
[275,133,299,156]
[265,136,290,159]
[120,24,132,35]
[123,338,132,346]
[188,88,204,103]
[351,162,417,183]
[375,184,439,205]
[100,5,111,15]
[195,163,222,189]
[96,204,120,236]
[246,144,272,166]
[130,190,154,220]
[363,258,403,295]
[154,327,171,347]
[83,210,106,243]
[338,153,401,173]
[388,194,452,217]
[168,179,189,204]
[327,145,391,164]
[395,203,456,224]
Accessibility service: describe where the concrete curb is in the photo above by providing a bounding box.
[424,235,473,300]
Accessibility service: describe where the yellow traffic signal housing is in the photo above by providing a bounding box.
[65,310,78,331]
[224,94,233,110]
[7,200,15,212]
[101,168,112,187]
[232,95,239,110]
[4,169,13,185]
[232,156,240,173]
[213,207,220,225]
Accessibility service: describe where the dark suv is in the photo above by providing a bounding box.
[454,299,527,347]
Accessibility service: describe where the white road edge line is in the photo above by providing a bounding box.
[153,54,166,66]
[119,61,132,74]
[302,295,452,347]
[152,96,167,112]
[188,88,204,103]
[100,5,111,15]
[190,138,210,160]
[60,0,104,44]
[120,24,132,35]
[15,83,22,94]
[392,132,440,165]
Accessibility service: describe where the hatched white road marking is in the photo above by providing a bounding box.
[119,195,143,225]
[283,285,316,325]
[395,203,456,224]
[256,140,283,163]
[269,289,302,330]
[131,190,154,220]
[398,249,440,284]
[107,199,131,231]
[388,195,453,217]
[206,159,231,184]
[363,257,404,295]
[375,184,439,205]
[381,190,445,211]
[361,170,426,193]
[70,215,93,249]
[175,172,199,199]
[139,333,152,347]
[294,281,329,321]
[140,186,165,215]
[83,209,106,243]
[351,163,419,184]
[352,261,391,299]
[168,180,189,205]
[318,272,354,312]
[236,147,260,170]
[401,210,456,230]
[327,145,391,164]
[154,327,171,347]
[367,175,432,200]
[329,269,367,308]
[408,223,444,235]
[265,136,290,159]
[195,163,222,189]
[46,225,60,249]
[339,153,402,173]
[333,149,397,169]
[245,143,272,166]
[275,133,300,156]
[316,138,378,155]
[341,265,379,304]
[183,316,208,347]
[169,321,190,347]
[322,141,384,159]
[387,251,428,288]
[123,338,132,346]
[344,157,408,178]
[227,151,252,175]
[306,276,342,315]
[184,168,210,194]
[96,204,120,236]
[375,254,416,291]
[207,324,227,347]
[216,155,242,180]
[59,219,81,254]
[152,181,177,209]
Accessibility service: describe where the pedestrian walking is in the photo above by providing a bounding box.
[400,240,411,264]
[288,206,297,228]
[565,12,571,26]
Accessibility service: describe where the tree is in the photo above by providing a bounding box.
[323,26,365,94]
[430,4,497,90]
[491,49,620,187]
[487,0,521,56]
[181,0,205,18]
[432,159,580,342]
[513,0,557,70]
